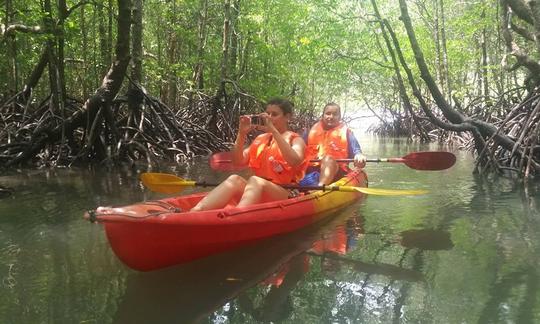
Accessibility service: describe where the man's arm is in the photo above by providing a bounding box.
[347,129,362,157]
[347,129,366,168]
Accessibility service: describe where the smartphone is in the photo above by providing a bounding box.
[250,115,263,125]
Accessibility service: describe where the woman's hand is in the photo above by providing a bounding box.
[238,115,252,135]
[257,112,275,133]
[234,116,252,166]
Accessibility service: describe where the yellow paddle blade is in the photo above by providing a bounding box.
[353,187,428,196]
[140,173,195,194]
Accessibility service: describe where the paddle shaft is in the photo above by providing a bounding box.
[189,181,359,192]
[214,158,402,163]
[141,173,427,196]
[210,151,455,171]
[338,158,403,163]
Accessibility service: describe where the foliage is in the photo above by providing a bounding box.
[0,0,523,115]
[2,0,539,170]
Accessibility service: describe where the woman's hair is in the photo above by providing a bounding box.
[266,97,294,115]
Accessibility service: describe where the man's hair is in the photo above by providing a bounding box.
[323,102,341,114]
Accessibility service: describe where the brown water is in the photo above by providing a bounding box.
[1,136,539,323]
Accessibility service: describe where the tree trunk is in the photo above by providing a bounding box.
[229,0,240,79]
[529,0,540,54]
[220,0,231,86]
[494,1,506,97]
[208,0,231,134]
[127,0,144,144]
[18,46,49,103]
[370,0,430,142]
[399,0,464,124]
[130,0,143,86]
[5,0,17,92]
[239,31,252,80]
[57,0,68,101]
[108,0,114,65]
[501,0,540,87]
[6,0,132,166]
[481,10,490,104]
[98,1,109,77]
[193,0,208,90]
[481,28,491,106]
[399,0,532,167]
[156,10,163,99]
[165,0,178,107]
[80,5,89,99]
[434,0,442,90]
[44,0,61,112]
[438,0,451,102]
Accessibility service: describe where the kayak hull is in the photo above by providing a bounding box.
[90,169,368,271]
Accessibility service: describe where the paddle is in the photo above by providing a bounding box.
[140,172,428,196]
[209,151,456,172]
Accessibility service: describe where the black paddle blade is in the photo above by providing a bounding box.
[398,229,454,250]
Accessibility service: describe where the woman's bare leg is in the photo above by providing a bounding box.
[237,176,289,207]
[318,156,338,185]
[191,174,247,211]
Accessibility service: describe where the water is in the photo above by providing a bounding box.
[1,136,539,323]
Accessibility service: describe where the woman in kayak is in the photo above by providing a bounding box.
[191,98,307,211]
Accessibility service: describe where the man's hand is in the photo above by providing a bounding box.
[353,153,367,168]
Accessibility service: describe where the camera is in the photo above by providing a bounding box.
[250,115,263,125]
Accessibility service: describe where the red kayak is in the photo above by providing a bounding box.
[86,169,368,271]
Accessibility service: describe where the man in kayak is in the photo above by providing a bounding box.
[191,98,307,211]
[300,102,366,186]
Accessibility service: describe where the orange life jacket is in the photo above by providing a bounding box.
[306,121,349,169]
[248,131,307,184]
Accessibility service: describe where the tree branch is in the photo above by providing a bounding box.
[510,21,535,40]
[506,0,534,24]
[2,24,45,38]
[398,0,466,124]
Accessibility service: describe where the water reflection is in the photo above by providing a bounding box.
[2,137,540,323]
[241,222,455,323]
[237,253,307,323]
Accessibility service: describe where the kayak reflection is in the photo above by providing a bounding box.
[113,208,453,323]
[112,208,357,324]
[235,221,449,322]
